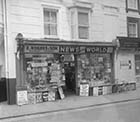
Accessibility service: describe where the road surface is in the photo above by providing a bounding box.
[2,100,140,122]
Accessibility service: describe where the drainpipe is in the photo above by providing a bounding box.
[2,0,10,103]
[2,0,9,79]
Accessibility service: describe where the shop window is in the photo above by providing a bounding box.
[135,55,140,75]
[127,17,139,37]
[126,0,139,12]
[44,8,57,36]
[77,53,112,86]
[25,54,65,91]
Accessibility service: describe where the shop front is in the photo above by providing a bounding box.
[16,38,116,105]
[114,37,138,92]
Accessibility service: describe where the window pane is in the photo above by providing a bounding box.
[135,55,140,61]
[78,27,88,39]
[44,10,50,22]
[44,24,50,35]
[78,12,88,26]
[50,24,57,35]
[128,0,138,9]
[50,12,57,23]
[128,22,138,37]
[44,8,57,36]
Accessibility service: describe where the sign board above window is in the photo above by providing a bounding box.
[24,44,114,54]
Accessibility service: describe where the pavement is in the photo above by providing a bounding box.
[0,83,140,120]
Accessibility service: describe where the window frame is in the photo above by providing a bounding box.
[70,7,91,40]
[78,11,89,39]
[127,17,140,38]
[43,7,58,38]
[126,0,140,13]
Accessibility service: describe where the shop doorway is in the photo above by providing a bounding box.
[64,62,76,95]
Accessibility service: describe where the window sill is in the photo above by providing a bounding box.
[44,35,60,40]
[71,38,90,42]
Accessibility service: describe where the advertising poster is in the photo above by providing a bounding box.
[17,90,28,105]
[80,83,89,96]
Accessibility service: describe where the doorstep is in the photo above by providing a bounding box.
[0,87,140,120]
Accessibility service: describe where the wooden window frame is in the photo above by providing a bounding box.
[78,11,89,39]
[43,8,58,38]
[126,0,140,13]
[70,7,91,40]
[127,17,140,37]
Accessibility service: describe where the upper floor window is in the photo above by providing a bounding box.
[126,0,140,12]
[70,8,90,40]
[78,12,89,39]
[128,22,138,37]
[127,17,139,37]
[43,8,57,36]
[128,0,138,10]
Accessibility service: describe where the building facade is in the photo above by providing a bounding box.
[0,0,139,104]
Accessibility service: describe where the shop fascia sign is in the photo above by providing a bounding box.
[117,37,140,50]
[24,45,114,54]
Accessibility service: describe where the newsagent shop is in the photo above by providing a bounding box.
[15,37,117,105]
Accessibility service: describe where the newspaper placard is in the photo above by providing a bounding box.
[58,87,65,99]
[80,83,89,96]
[17,90,28,105]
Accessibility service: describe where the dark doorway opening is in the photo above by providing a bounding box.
[64,62,76,95]
[0,78,7,102]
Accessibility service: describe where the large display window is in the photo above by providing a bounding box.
[77,53,112,87]
[25,54,65,92]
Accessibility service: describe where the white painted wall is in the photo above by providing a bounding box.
[0,0,3,26]
[114,50,136,83]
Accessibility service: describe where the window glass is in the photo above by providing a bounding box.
[128,22,138,37]
[78,12,89,39]
[77,53,112,86]
[78,27,88,39]
[78,12,88,26]
[128,0,138,9]
[44,8,57,36]
[25,54,64,91]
